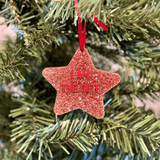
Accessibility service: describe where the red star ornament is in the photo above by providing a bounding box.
[42,48,120,119]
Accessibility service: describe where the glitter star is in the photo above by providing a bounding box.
[42,48,120,119]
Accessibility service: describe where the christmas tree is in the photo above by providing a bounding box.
[1,0,160,159]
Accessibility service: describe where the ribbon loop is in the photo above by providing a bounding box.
[78,17,86,51]
[75,0,86,51]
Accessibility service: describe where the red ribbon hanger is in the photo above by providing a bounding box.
[78,17,86,51]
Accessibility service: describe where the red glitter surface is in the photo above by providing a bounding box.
[42,48,120,119]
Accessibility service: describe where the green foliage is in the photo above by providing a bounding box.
[7,87,160,159]
[0,91,20,142]
[0,38,26,83]
[0,141,26,160]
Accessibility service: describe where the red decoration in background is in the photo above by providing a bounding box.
[75,0,108,32]
[42,48,120,119]
[91,14,108,31]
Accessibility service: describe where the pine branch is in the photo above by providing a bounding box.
[0,38,45,83]
[8,90,160,160]
[99,109,160,158]
[9,96,99,159]
[0,39,27,83]
[24,19,66,48]
[0,19,64,83]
